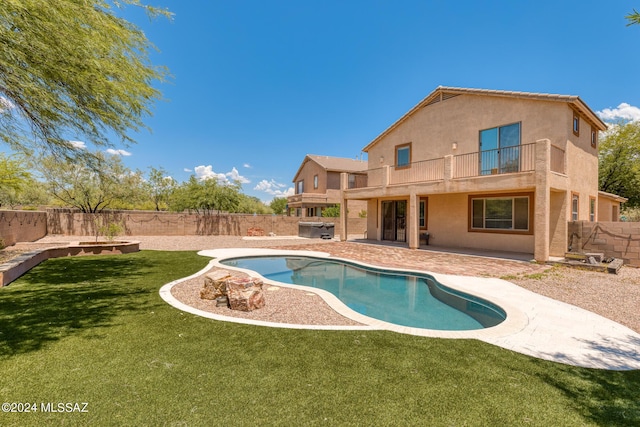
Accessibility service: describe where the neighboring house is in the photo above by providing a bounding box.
[288,154,368,218]
[340,86,624,262]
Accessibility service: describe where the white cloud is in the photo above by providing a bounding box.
[243,163,252,169]
[597,103,640,123]
[0,96,14,112]
[68,140,86,149]
[183,168,193,173]
[106,148,132,156]
[254,179,294,197]
[194,165,250,185]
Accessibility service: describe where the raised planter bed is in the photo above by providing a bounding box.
[0,241,140,287]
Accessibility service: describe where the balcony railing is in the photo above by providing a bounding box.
[347,142,555,190]
[389,158,444,185]
[454,143,535,178]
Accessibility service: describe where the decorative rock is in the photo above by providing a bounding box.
[226,277,265,311]
[200,270,232,300]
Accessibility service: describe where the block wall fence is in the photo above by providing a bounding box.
[568,221,640,267]
[0,211,48,246]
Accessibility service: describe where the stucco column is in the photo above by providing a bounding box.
[534,139,551,262]
[408,192,419,249]
[382,165,390,188]
[340,172,348,241]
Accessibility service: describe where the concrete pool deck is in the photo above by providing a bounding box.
[160,247,640,371]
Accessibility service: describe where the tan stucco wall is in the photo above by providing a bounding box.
[367,94,583,171]
[356,92,601,259]
[597,197,621,222]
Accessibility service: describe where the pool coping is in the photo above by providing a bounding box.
[159,248,640,370]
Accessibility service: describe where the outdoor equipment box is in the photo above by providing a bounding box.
[298,222,334,239]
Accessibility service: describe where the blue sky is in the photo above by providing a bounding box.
[86,1,640,201]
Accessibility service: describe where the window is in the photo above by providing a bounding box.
[419,198,428,229]
[348,174,356,189]
[296,180,304,194]
[573,112,580,136]
[470,194,531,232]
[395,143,411,168]
[591,127,597,148]
[313,175,318,189]
[589,197,596,222]
[572,193,579,221]
[479,122,521,175]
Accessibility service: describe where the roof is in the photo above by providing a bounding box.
[598,190,628,203]
[363,86,608,152]
[292,155,368,182]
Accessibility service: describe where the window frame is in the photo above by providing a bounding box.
[419,198,428,229]
[296,180,304,194]
[468,192,534,235]
[571,193,579,221]
[395,142,412,169]
[313,174,318,189]
[479,122,522,175]
[589,196,596,222]
[573,112,580,137]
[591,126,597,148]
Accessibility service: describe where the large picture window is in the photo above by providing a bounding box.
[479,122,521,175]
[470,194,531,233]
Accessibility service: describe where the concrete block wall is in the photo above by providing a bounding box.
[0,210,48,246]
[45,209,367,238]
[568,221,640,267]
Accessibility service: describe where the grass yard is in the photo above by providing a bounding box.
[0,251,638,426]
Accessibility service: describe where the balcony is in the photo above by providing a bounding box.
[347,142,566,193]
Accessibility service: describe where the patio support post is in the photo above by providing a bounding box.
[340,172,348,241]
[408,191,419,249]
[534,139,551,262]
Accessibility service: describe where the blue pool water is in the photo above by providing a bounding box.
[221,256,506,331]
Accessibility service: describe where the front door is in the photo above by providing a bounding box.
[382,201,406,242]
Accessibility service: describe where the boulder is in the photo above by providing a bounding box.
[200,269,232,300]
[226,277,265,311]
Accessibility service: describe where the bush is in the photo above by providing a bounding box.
[621,206,640,222]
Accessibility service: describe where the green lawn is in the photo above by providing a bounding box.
[0,251,638,426]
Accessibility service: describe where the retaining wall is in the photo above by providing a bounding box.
[0,210,48,246]
[568,221,640,267]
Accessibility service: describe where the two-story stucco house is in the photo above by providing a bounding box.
[288,154,368,218]
[339,86,619,262]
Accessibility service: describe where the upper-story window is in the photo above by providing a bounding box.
[313,175,318,189]
[591,126,597,148]
[573,112,580,136]
[479,122,521,175]
[395,143,411,168]
[296,180,304,194]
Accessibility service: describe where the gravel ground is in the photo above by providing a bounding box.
[6,234,640,333]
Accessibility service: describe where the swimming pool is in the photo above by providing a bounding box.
[221,255,506,331]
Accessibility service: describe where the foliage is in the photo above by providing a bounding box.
[627,9,640,26]
[1,251,639,425]
[269,197,288,215]
[0,153,33,208]
[145,166,176,211]
[621,206,640,222]
[598,121,640,207]
[322,204,341,217]
[0,1,170,159]
[169,176,242,214]
[358,209,367,218]
[38,152,143,212]
[236,194,271,214]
